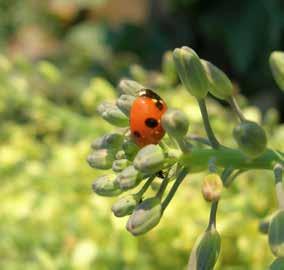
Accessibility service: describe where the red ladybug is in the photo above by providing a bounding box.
[130,89,167,147]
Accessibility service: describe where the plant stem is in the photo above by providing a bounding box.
[274,164,284,209]
[228,96,246,122]
[136,175,156,198]
[161,167,189,213]
[157,172,169,199]
[207,200,219,230]
[180,146,284,173]
[198,99,220,149]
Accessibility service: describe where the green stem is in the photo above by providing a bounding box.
[161,167,189,213]
[207,201,219,230]
[156,174,169,199]
[187,135,212,147]
[274,164,284,209]
[228,96,246,122]
[136,175,156,198]
[180,146,284,173]
[198,99,220,149]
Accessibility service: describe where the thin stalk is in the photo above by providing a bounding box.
[136,175,156,199]
[207,200,219,230]
[156,173,169,199]
[198,99,220,149]
[228,96,246,122]
[187,135,212,147]
[161,167,189,213]
[274,164,284,209]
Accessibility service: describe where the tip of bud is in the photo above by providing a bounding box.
[92,175,122,197]
[269,51,284,91]
[126,197,162,236]
[87,149,114,170]
[118,79,145,96]
[111,194,138,217]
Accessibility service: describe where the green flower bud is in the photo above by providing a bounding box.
[233,121,267,158]
[116,94,136,116]
[268,210,284,257]
[87,149,114,170]
[115,165,143,190]
[269,51,284,91]
[188,228,221,270]
[92,175,122,197]
[122,137,140,160]
[97,102,128,127]
[126,197,162,236]
[112,159,129,173]
[161,108,189,138]
[111,194,139,217]
[134,144,165,174]
[115,150,126,160]
[118,79,144,96]
[173,46,208,99]
[162,51,178,84]
[269,258,284,270]
[91,133,123,150]
[201,60,233,100]
[202,173,223,202]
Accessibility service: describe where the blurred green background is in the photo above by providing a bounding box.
[1,1,284,269]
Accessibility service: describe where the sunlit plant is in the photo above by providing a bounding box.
[88,47,284,269]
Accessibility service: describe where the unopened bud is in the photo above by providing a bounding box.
[97,102,128,127]
[173,46,208,99]
[115,165,143,190]
[202,173,223,202]
[116,94,136,116]
[269,51,284,91]
[201,60,233,100]
[161,108,189,138]
[162,51,178,84]
[269,258,284,270]
[118,79,144,96]
[134,144,165,174]
[112,159,129,173]
[87,149,114,170]
[233,121,267,158]
[188,228,221,270]
[268,210,284,257]
[91,133,123,150]
[126,197,162,236]
[115,150,126,160]
[111,194,138,217]
[92,175,122,197]
[122,137,140,160]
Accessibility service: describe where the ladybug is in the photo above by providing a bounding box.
[130,89,167,147]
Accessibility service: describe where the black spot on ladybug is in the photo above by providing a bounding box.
[145,118,158,128]
[133,131,141,138]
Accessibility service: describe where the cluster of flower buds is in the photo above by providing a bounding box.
[88,46,284,269]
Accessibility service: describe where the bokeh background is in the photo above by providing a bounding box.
[1,0,284,269]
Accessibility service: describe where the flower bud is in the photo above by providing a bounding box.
[134,144,165,174]
[115,165,143,190]
[268,210,284,257]
[122,137,140,160]
[115,150,126,160]
[116,94,136,116]
[233,121,267,158]
[188,228,221,270]
[173,46,208,99]
[112,159,129,173]
[97,102,128,127]
[87,149,114,170]
[126,197,162,236]
[269,51,284,91]
[202,173,223,202]
[269,258,284,270]
[162,51,178,84]
[201,60,233,100]
[111,194,138,217]
[161,108,189,138]
[118,79,144,96]
[92,175,122,197]
[91,133,123,150]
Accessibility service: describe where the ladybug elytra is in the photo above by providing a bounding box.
[130,89,167,147]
